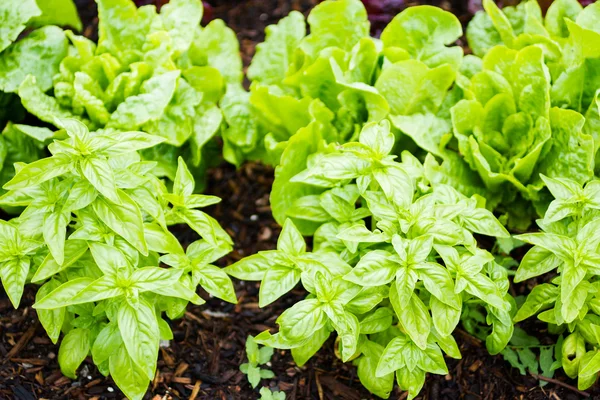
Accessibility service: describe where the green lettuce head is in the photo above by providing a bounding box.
[228,0,391,166]
[467,0,600,115]
[453,44,593,197]
[15,0,242,184]
[450,0,600,227]
[0,0,82,192]
[237,1,473,168]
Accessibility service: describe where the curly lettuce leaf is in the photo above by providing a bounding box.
[96,0,156,64]
[330,38,389,124]
[143,77,202,146]
[0,26,67,92]
[0,0,41,53]
[221,84,258,167]
[247,11,305,85]
[450,46,555,195]
[376,60,455,157]
[189,19,242,84]
[29,0,82,32]
[106,70,179,130]
[300,0,369,58]
[159,0,203,57]
[249,84,312,142]
[530,107,594,193]
[545,0,582,38]
[18,75,80,125]
[381,5,463,69]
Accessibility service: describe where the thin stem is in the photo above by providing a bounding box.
[530,373,590,398]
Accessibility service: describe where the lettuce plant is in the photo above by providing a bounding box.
[514,175,600,390]
[251,2,479,233]
[227,121,513,399]
[450,0,600,227]
[0,0,81,189]
[13,0,242,183]
[254,0,600,230]
[228,0,389,166]
[450,44,595,227]
[374,0,599,229]
[468,0,600,115]
[234,0,470,168]
[0,119,235,400]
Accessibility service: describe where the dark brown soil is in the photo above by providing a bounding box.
[2,1,600,400]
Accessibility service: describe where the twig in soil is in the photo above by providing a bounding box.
[549,391,562,400]
[185,311,204,324]
[3,322,38,361]
[455,328,483,346]
[530,373,590,398]
[189,380,201,400]
[316,372,324,400]
[291,377,298,400]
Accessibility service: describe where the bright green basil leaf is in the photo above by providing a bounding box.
[514,283,559,322]
[359,307,394,334]
[357,341,394,399]
[0,257,30,308]
[109,344,150,400]
[291,325,330,367]
[92,322,123,367]
[259,265,301,307]
[514,246,561,282]
[92,191,148,256]
[390,288,430,350]
[36,279,66,344]
[225,253,272,281]
[58,328,90,379]
[117,300,160,381]
[278,298,326,342]
[194,264,237,304]
[4,153,73,190]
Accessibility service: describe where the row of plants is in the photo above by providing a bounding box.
[0,0,599,398]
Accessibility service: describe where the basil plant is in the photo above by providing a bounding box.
[0,119,235,400]
[227,121,514,399]
[514,175,600,390]
[12,0,242,184]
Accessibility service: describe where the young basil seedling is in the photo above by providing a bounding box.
[240,335,275,388]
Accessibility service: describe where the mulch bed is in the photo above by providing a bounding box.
[2,1,600,399]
